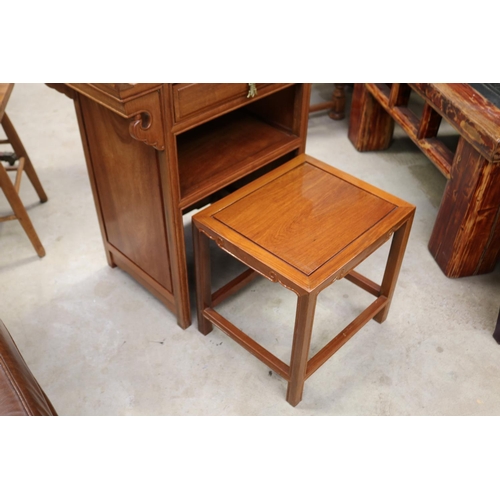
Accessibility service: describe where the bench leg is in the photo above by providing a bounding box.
[348,84,394,152]
[429,137,500,278]
[374,215,414,323]
[286,292,317,406]
[193,223,213,335]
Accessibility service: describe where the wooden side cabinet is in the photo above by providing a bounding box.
[47,83,311,328]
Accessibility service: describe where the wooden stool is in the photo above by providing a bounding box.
[193,154,415,406]
[0,84,47,257]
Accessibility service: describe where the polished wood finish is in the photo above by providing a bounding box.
[193,154,414,406]
[177,110,301,208]
[348,83,500,278]
[172,83,283,125]
[50,83,311,328]
[374,214,414,323]
[0,84,47,257]
[193,219,213,336]
[214,162,396,275]
[286,293,317,406]
[78,97,173,291]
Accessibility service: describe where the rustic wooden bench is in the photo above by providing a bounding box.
[348,83,500,279]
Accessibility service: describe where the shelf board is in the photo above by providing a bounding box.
[177,110,299,209]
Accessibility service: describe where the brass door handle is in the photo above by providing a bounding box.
[247,83,257,98]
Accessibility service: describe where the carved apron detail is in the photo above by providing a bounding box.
[199,229,300,295]
[125,89,165,151]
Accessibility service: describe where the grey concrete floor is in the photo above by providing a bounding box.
[0,83,499,416]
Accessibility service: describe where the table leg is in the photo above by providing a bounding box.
[429,137,500,278]
[286,292,317,406]
[348,84,394,151]
[193,223,213,335]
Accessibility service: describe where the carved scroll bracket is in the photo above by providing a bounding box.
[129,111,164,150]
[267,271,300,295]
[126,90,165,151]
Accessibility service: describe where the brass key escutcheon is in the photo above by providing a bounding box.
[247,83,257,98]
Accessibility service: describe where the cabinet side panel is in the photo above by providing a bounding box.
[79,96,172,292]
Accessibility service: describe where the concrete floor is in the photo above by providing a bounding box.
[1,83,499,416]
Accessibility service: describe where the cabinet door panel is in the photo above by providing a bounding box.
[80,96,173,292]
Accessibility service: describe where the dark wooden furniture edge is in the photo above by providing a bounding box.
[494,308,500,344]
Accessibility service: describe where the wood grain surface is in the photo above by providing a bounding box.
[214,162,395,275]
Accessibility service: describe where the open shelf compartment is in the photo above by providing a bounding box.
[176,108,301,209]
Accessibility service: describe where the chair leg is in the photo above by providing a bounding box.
[1,113,48,203]
[286,292,317,406]
[374,215,414,323]
[0,165,45,257]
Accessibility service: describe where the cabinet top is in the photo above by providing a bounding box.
[66,83,161,103]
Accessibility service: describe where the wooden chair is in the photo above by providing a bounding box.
[0,84,47,257]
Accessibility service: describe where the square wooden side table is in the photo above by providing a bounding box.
[193,154,415,406]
